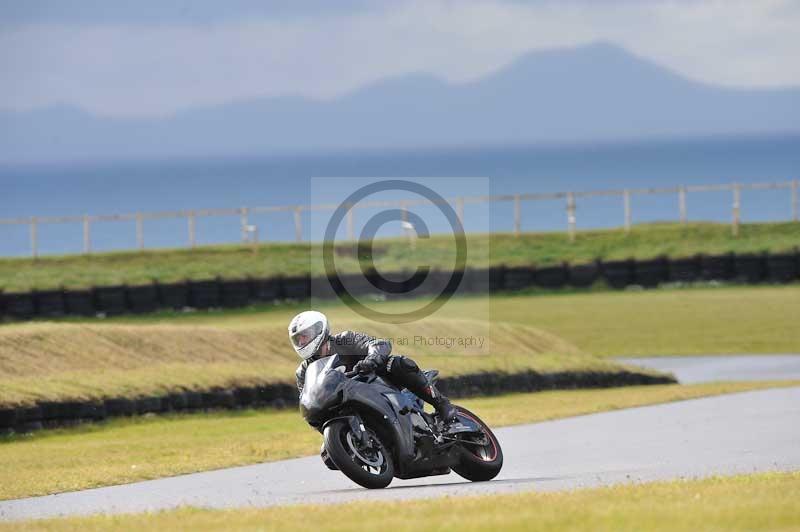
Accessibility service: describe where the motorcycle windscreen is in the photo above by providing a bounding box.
[300,354,347,414]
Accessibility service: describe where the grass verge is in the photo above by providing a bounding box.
[4,284,796,407]
[86,285,800,357]
[4,472,799,531]
[0,380,796,501]
[0,317,616,407]
[2,222,798,291]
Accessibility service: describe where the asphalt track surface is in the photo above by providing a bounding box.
[2,384,799,522]
[618,354,800,384]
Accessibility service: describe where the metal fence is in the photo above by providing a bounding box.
[2,179,798,258]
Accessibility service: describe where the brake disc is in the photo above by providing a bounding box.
[346,431,384,468]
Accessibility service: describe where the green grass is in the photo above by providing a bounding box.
[89,284,800,357]
[4,284,797,407]
[0,381,795,501]
[1,221,798,291]
[469,285,800,356]
[5,472,799,531]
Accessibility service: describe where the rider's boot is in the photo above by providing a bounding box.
[388,356,459,424]
[424,382,459,425]
[406,375,458,423]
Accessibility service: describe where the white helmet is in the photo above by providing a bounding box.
[288,311,330,360]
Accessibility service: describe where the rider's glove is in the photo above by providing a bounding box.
[354,359,378,375]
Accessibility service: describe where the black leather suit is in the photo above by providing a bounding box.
[295,330,430,400]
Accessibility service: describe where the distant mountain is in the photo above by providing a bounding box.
[2,42,799,163]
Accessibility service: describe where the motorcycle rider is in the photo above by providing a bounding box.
[289,310,458,423]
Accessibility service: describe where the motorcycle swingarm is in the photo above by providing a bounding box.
[446,416,482,434]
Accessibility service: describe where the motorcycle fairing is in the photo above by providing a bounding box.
[301,353,483,478]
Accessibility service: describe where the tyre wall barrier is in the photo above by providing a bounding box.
[460,267,488,293]
[310,274,338,300]
[568,262,600,287]
[765,253,799,283]
[633,257,669,288]
[189,279,221,309]
[64,289,95,316]
[420,269,457,296]
[334,272,378,297]
[534,264,569,289]
[93,285,128,316]
[500,266,535,291]
[3,292,36,319]
[220,279,251,308]
[601,259,634,289]
[35,290,66,317]
[251,278,281,302]
[0,368,676,434]
[1,250,798,322]
[280,275,311,300]
[489,265,507,292]
[127,284,159,314]
[700,253,735,281]
[667,256,701,283]
[733,253,766,284]
[157,282,189,309]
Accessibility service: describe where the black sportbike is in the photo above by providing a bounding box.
[300,353,503,489]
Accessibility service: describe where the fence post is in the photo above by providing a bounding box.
[679,186,687,224]
[188,211,196,248]
[293,207,303,242]
[30,217,38,259]
[240,207,249,242]
[513,194,521,236]
[792,179,798,222]
[83,215,91,254]
[136,213,144,251]
[566,192,576,242]
[732,183,741,237]
[623,189,631,234]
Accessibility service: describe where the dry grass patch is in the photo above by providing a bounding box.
[4,471,798,531]
[0,318,612,407]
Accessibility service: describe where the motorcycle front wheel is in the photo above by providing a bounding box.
[323,420,395,489]
[451,406,503,482]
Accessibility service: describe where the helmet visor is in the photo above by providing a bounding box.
[290,320,325,349]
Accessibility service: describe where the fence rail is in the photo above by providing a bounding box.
[2,179,798,257]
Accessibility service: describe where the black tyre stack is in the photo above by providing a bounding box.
[668,256,701,283]
[2,250,799,322]
[633,257,669,288]
[534,264,569,289]
[601,259,634,289]
[93,286,128,316]
[568,262,600,287]
[157,281,189,310]
[127,284,159,313]
[189,279,221,309]
[35,290,66,317]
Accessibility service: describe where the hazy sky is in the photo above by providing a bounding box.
[2,0,799,117]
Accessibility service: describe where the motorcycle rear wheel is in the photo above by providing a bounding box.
[451,406,503,482]
[324,420,394,489]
